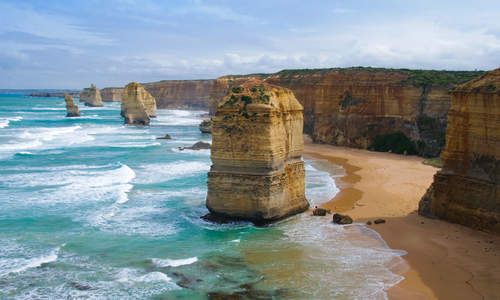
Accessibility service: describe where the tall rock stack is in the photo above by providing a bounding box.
[80,84,103,107]
[64,94,80,117]
[419,68,500,233]
[121,82,157,125]
[206,80,309,223]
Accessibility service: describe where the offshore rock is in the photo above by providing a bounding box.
[100,87,124,102]
[121,82,156,125]
[332,213,353,225]
[419,68,500,233]
[206,80,309,223]
[179,141,211,151]
[64,94,80,117]
[80,84,103,107]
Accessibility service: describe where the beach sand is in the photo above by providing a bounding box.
[304,141,500,300]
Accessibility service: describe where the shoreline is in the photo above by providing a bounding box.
[304,141,500,300]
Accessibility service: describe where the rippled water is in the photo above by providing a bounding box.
[0,94,405,299]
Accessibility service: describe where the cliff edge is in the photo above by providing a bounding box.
[419,68,500,233]
[206,80,309,222]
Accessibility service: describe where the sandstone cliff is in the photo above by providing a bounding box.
[64,94,80,117]
[208,68,482,157]
[101,88,124,102]
[142,79,214,109]
[206,80,309,222]
[121,82,157,125]
[80,84,103,107]
[419,68,500,233]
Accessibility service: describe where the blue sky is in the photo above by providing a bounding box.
[1,0,499,89]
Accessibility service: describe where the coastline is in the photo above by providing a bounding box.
[303,140,500,300]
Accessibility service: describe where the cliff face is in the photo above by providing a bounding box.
[419,68,500,233]
[64,94,80,117]
[80,84,103,107]
[206,80,309,222]
[101,88,124,102]
[121,82,156,125]
[142,79,214,109]
[208,69,482,157]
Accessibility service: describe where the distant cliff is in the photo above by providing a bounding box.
[419,68,500,233]
[26,91,80,98]
[142,79,214,109]
[208,68,483,157]
[101,88,123,102]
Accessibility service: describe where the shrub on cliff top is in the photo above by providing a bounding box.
[369,132,417,155]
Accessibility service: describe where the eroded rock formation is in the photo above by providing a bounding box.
[419,68,500,233]
[121,82,157,125]
[208,68,482,157]
[80,84,103,107]
[142,79,214,109]
[64,94,80,117]
[206,80,309,222]
[100,88,124,102]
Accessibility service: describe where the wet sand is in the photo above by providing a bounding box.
[304,142,500,300]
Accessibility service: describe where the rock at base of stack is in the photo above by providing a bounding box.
[206,80,309,223]
[64,94,80,117]
[419,68,500,233]
[80,84,103,107]
[121,82,157,125]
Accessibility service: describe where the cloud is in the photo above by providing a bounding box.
[333,8,355,14]
[171,0,262,24]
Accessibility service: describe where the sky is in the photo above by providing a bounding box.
[1,0,499,89]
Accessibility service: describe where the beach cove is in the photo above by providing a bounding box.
[305,141,500,300]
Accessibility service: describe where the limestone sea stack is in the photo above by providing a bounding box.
[64,94,80,117]
[419,68,500,233]
[121,82,157,125]
[206,80,309,223]
[80,84,103,107]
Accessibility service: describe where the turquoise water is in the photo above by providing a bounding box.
[0,94,406,299]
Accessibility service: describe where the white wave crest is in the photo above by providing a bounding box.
[116,269,171,283]
[7,244,64,275]
[152,257,198,268]
[134,161,209,184]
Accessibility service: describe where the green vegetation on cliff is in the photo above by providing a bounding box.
[369,132,417,155]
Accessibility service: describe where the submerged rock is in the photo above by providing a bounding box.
[199,119,212,133]
[332,213,353,225]
[157,134,172,140]
[121,82,157,125]
[80,84,103,107]
[64,94,80,117]
[179,141,211,151]
[206,80,309,223]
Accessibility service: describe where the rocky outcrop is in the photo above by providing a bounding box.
[419,68,500,233]
[121,82,157,125]
[100,88,124,102]
[80,84,103,107]
[142,79,214,109]
[208,68,482,157]
[199,120,212,133]
[64,94,80,117]
[206,80,309,223]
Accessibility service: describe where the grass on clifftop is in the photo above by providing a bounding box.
[274,67,485,87]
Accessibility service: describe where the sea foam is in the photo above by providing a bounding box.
[151,257,198,267]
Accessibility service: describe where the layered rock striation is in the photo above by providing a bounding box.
[419,68,500,233]
[206,80,309,222]
[101,88,124,102]
[80,84,103,107]
[121,82,157,125]
[208,68,482,157]
[142,79,214,109]
[64,94,80,117]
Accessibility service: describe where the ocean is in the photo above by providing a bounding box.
[0,94,406,299]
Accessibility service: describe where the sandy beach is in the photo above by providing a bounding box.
[304,141,500,300]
